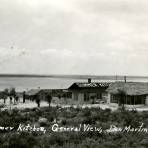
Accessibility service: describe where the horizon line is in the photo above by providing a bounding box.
[0,74,148,79]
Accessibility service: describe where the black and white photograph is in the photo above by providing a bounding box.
[0,0,148,147]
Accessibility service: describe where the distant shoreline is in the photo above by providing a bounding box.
[0,74,148,92]
[0,74,148,80]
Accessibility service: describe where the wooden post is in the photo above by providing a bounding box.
[116,75,118,81]
[124,76,127,83]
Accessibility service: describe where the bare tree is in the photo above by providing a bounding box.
[3,88,9,104]
[23,91,26,103]
[45,94,52,107]
[34,95,41,107]
[9,87,16,97]
[9,87,16,104]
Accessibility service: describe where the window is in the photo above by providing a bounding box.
[111,95,118,103]
[134,96,145,105]
[97,93,102,99]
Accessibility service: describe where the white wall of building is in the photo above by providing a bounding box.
[107,93,111,104]
[145,95,148,105]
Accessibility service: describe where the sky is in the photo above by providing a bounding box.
[0,0,148,76]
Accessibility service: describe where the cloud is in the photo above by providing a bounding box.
[0,0,148,75]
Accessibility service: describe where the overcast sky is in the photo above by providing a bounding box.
[0,0,148,76]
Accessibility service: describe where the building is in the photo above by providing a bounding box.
[106,82,148,107]
[68,79,110,104]
[26,89,52,101]
[26,89,71,102]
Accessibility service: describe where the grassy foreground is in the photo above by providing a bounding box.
[0,106,148,148]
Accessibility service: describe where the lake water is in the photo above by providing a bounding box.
[0,76,148,92]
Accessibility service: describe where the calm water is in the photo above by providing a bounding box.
[0,77,148,92]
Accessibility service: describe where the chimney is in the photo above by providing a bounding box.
[88,78,91,83]
[124,76,126,83]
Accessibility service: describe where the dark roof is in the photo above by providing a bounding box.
[26,89,53,96]
[106,82,148,96]
[26,89,41,96]
[68,82,111,89]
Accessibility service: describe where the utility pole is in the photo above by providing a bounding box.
[124,76,127,83]
[115,75,118,81]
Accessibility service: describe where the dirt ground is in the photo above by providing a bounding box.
[1,97,148,111]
